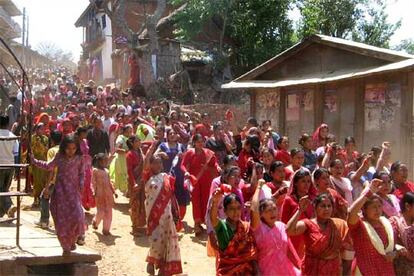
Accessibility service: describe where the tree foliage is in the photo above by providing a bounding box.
[297,0,361,38]
[352,1,401,48]
[297,0,400,48]
[172,0,295,71]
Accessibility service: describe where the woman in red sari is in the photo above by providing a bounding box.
[287,193,353,275]
[313,168,348,220]
[391,161,414,200]
[237,135,261,179]
[126,135,147,236]
[281,169,316,258]
[348,179,403,276]
[210,191,257,275]
[181,134,220,235]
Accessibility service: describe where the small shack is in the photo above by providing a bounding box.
[223,34,414,171]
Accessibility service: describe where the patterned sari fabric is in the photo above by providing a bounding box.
[80,139,95,209]
[32,155,85,251]
[302,218,352,276]
[217,221,258,276]
[349,217,395,276]
[145,173,182,276]
[390,215,414,276]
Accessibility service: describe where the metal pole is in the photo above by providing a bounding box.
[25,16,29,47]
[22,8,26,67]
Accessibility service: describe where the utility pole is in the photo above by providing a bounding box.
[25,16,29,47]
[21,8,26,67]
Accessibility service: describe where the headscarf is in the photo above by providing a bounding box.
[312,123,329,149]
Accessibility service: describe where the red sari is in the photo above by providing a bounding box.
[281,195,314,259]
[393,181,414,200]
[275,149,291,166]
[302,218,352,276]
[181,148,219,224]
[217,221,257,276]
[327,188,348,220]
[126,149,146,232]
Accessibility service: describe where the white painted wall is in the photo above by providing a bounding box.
[98,12,113,80]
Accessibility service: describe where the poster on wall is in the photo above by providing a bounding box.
[365,83,386,104]
[365,104,381,131]
[256,91,280,126]
[387,83,401,107]
[303,90,314,111]
[324,90,337,113]
[286,94,299,121]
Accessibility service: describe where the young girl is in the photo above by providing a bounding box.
[31,134,85,255]
[375,171,400,218]
[145,155,182,276]
[261,148,275,182]
[285,148,308,181]
[92,153,117,235]
[329,159,354,205]
[275,136,291,166]
[299,133,317,172]
[251,180,300,276]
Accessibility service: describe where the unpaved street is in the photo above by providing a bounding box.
[18,186,214,276]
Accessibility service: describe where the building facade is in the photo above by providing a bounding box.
[223,35,414,175]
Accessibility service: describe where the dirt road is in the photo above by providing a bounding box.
[20,191,215,276]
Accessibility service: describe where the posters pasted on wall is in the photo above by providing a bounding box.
[364,83,400,131]
[324,89,337,113]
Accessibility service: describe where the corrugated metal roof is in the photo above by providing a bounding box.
[222,59,414,90]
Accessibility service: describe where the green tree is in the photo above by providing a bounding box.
[297,0,361,38]
[394,39,414,55]
[172,0,294,72]
[352,1,401,48]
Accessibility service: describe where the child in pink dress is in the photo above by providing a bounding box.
[92,153,117,235]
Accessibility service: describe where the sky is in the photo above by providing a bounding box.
[9,0,414,62]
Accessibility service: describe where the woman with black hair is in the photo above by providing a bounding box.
[210,191,257,275]
[287,193,353,275]
[31,134,86,255]
[390,192,414,275]
[181,133,220,235]
[391,161,414,200]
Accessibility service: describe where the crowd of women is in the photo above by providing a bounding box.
[2,69,414,275]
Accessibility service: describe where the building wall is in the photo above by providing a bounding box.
[98,12,113,80]
[253,72,411,165]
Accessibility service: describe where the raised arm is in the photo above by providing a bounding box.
[375,142,391,172]
[286,196,311,236]
[251,179,266,231]
[350,154,370,183]
[321,145,333,168]
[348,179,381,225]
[143,140,160,169]
[210,189,224,228]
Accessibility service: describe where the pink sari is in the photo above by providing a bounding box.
[254,221,300,276]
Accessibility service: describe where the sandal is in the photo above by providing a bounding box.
[146,263,155,275]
